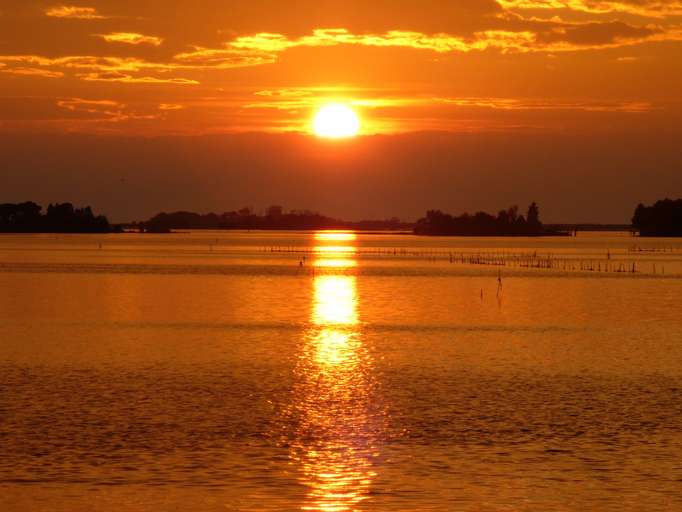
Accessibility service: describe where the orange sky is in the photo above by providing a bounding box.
[1,1,681,221]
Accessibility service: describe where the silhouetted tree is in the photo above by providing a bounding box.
[0,202,112,233]
[0,202,42,231]
[497,209,510,226]
[266,205,283,218]
[414,202,549,236]
[527,202,540,228]
[632,199,682,236]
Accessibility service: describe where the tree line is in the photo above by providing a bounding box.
[0,202,114,233]
[140,205,412,232]
[413,202,558,236]
[2,199,679,236]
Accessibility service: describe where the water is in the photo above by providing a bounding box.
[1,231,681,511]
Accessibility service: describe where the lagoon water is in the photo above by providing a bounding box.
[1,231,682,511]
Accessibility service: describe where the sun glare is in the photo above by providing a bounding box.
[312,103,360,138]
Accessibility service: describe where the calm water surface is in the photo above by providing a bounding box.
[1,231,681,511]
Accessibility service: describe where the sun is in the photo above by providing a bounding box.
[312,103,360,138]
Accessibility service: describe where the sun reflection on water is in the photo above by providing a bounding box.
[313,276,358,326]
[313,258,358,269]
[287,230,380,512]
[314,245,356,255]
[314,232,357,242]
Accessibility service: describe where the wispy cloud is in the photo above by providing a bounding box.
[497,1,682,18]
[176,24,680,70]
[439,97,652,112]
[158,103,184,111]
[173,47,277,69]
[244,89,653,114]
[0,18,678,86]
[58,98,121,110]
[45,5,106,20]
[0,55,199,84]
[1,90,659,136]
[57,98,129,122]
[55,97,161,129]
[0,55,163,72]
[225,29,474,54]
[77,72,198,85]
[96,32,163,46]
[1,67,64,78]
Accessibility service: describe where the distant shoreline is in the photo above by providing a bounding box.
[0,224,637,236]
[5,199,677,236]
[115,227,627,236]
[0,224,668,238]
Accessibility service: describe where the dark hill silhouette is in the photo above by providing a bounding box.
[140,206,412,232]
[0,202,115,233]
[632,199,682,236]
[414,202,565,236]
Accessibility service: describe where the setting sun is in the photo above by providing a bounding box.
[312,103,360,138]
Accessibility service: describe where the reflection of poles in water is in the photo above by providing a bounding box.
[480,288,483,301]
[496,270,503,308]
[495,269,504,310]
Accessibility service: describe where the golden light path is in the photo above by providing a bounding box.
[313,232,358,269]
[314,232,357,242]
[312,104,361,138]
[289,231,380,512]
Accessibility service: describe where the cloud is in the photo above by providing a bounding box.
[244,89,653,114]
[496,1,682,18]
[0,16,678,88]
[96,32,164,46]
[179,24,681,67]
[0,55,199,84]
[439,97,652,112]
[172,28,543,71]
[56,98,129,122]
[54,97,162,129]
[0,54,152,71]
[534,20,663,47]
[45,5,106,20]
[0,87,664,137]
[159,103,184,111]
[255,89,315,98]
[0,67,64,78]
[58,98,121,110]
[173,47,277,69]
[228,29,474,53]
[77,72,199,85]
